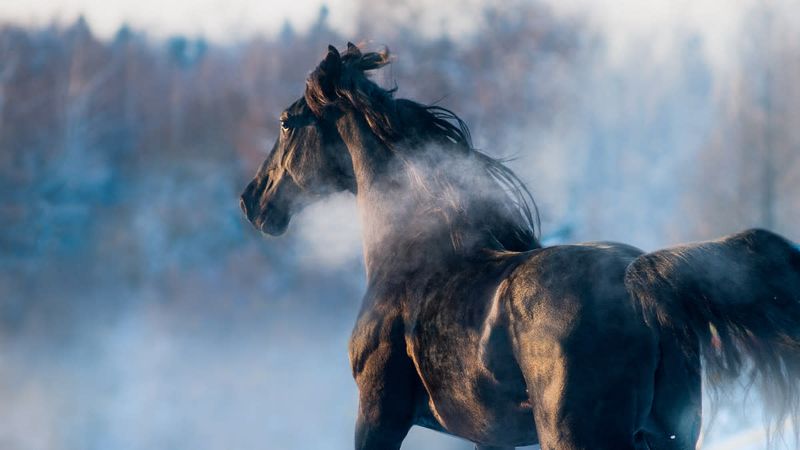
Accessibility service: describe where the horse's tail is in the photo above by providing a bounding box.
[625,228,800,432]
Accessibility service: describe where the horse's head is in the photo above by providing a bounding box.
[239,95,353,235]
[240,43,389,235]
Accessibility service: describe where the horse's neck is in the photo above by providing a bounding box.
[336,112,460,282]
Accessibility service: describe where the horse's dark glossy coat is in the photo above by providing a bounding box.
[240,44,800,449]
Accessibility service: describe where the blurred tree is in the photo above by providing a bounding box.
[690,0,800,240]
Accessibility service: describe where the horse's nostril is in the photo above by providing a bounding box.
[239,196,249,216]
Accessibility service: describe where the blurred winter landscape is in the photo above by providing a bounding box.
[1,0,800,449]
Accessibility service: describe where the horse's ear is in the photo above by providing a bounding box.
[346,42,361,57]
[320,45,342,78]
[306,45,343,116]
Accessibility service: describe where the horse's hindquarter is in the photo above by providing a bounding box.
[506,243,660,447]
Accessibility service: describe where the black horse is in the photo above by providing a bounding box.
[240,44,800,449]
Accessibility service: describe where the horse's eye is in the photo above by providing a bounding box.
[280,120,290,131]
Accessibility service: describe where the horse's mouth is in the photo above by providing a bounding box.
[257,210,290,236]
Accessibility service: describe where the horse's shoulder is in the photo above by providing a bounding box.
[348,289,407,378]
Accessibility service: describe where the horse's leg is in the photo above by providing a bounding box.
[353,367,417,450]
[641,332,702,450]
[519,343,655,450]
[510,305,658,449]
[354,413,411,450]
[351,318,419,450]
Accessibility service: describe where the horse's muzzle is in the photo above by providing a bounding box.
[239,196,249,217]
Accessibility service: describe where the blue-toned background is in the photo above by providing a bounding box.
[1,1,799,448]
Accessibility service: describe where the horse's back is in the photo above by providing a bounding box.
[505,241,648,342]
[505,242,661,449]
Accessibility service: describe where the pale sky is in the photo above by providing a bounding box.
[0,0,769,74]
[0,0,359,40]
[0,0,752,43]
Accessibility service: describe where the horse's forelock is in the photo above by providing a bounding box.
[305,44,392,118]
[304,73,329,117]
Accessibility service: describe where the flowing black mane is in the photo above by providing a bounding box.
[305,44,540,253]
